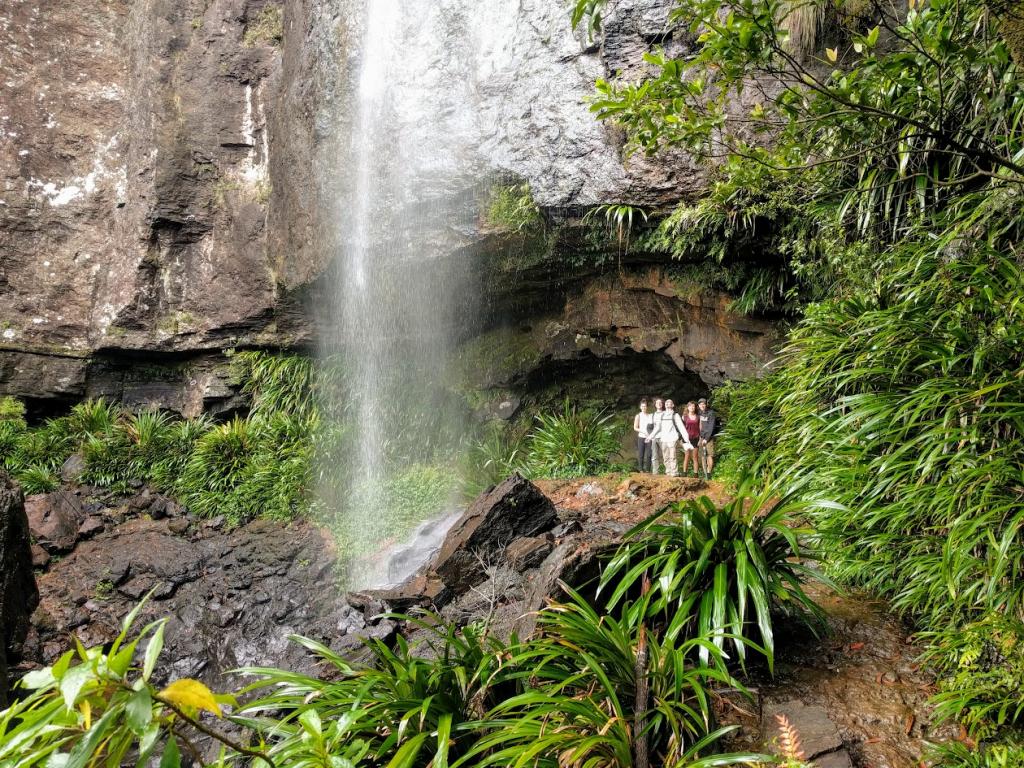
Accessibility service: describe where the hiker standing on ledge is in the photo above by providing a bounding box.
[698,397,717,477]
[648,398,691,477]
[649,397,666,474]
[633,398,656,472]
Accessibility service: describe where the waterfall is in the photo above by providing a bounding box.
[320,0,513,588]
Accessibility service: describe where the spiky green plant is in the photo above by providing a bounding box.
[920,616,1024,739]
[599,477,825,670]
[0,396,26,422]
[232,351,319,419]
[238,616,513,768]
[483,183,542,234]
[525,399,622,479]
[68,399,122,436]
[17,464,60,494]
[469,586,766,768]
[175,417,253,520]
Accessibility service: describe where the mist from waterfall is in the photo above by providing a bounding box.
[320,0,514,588]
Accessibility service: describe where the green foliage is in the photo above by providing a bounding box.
[572,0,1024,743]
[599,478,824,670]
[240,617,511,768]
[645,162,848,314]
[463,422,528,494]
[243,4,283,47]
[583,203,650,254]
[232,350,319,419]
[68,398,122,436]
[472,586,763,768]
[483,183,542,234]
[0,395,25,421]
[927,738,1024,768]
[522,399,622,479]
[0,601,250,768]
[16,464,60,494]
[921,616,1024,739]
[175,417,254,520]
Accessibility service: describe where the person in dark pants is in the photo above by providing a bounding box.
[697,397,717,477]
[633,398,656,471]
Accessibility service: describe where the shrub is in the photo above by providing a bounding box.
[0,396,25,422]
[921,617,1024,739]
[0,419,26,468]
[598,477,825,670]
[463,422,528,495]
[234,413,315,521]
[482,182,542,234]
[16,464,60,494]
[241,617,513,768]
[68,398,122,436]
[471,586,764,768]
[175,417,254,520]
[243,4,282,47]
[926,739,1024,768]
[232,350,318,419]
[524,399,622,479]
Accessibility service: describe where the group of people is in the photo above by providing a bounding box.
[632,397,717,478]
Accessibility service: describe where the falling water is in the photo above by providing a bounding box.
[321,1,514,587]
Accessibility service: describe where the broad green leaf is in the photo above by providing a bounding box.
[159,736,180,768]
[126,688,153,735]
[142,621,166,682]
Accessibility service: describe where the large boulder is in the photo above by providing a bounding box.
[1,472,40,705]
[25,490,86,553]
[431,475,559,596]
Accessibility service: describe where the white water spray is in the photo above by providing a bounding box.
[322,1,515,587]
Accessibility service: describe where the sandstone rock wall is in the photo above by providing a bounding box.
[1,0,775,410]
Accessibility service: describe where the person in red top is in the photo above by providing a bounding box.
[681,401,701,477]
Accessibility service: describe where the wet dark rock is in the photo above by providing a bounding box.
[763,701,844,759]
[1,472,38,706]
[128,489,154,514]
[149,498,170,520]
[25,491,86,553]
[432,475,558,595]
[117,576,156,600]
[31,515,354,688]
[362,575,451,613]
[814,751,854,768]
[78,517,105,538]
[504,536,553,571]
[168,519,190,535]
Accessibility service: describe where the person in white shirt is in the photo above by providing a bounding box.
[646,398,692,477]
[632,398,656,472]
[650,398,665,473]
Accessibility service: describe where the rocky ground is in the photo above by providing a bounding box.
[17,473,952,767]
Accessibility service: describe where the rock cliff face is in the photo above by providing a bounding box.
[0,472,38,705]
[0,0,775,411]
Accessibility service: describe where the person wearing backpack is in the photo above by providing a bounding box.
[647,398,691,477]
